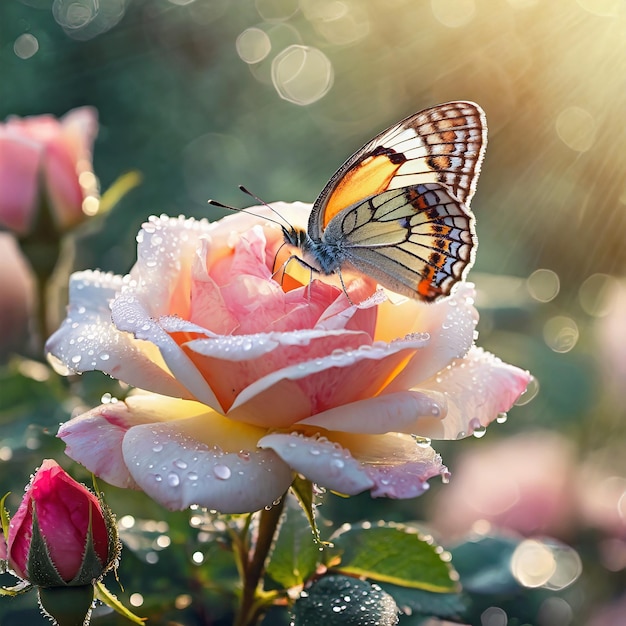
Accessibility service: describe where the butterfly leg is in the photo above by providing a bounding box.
[336,269,354,306]
[272,253,318,298]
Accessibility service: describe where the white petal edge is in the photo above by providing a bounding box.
[416,346,532,440]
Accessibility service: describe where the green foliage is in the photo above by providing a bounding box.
[292,575,399,626]
[266,494,323,589]
[329,522,458,593]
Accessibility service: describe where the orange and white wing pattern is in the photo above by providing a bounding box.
[325,182,476,301]
[309,101,487,238]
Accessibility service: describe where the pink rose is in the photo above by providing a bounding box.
[0,233,35,359]
[429,431,577,539]
[46,207,531,513]
[5,459,112,584]
[0,107,98,236]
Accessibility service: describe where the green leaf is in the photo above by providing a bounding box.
[449,534,519,595]
[330,522,458,593]
[0,579,32,596]
[266,494,323,589]
[94,581,146,624]
[292,575,399,626]
[379,583,467,620]
[290,476,322,544]
[97,170,142,215]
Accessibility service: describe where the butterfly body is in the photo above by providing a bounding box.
[282,101,487,302]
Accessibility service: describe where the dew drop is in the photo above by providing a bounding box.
[152,443,164,452]
[174,459,188,470]
[213,464,232,480]
[473,425,487,438]
[167,472,180,487]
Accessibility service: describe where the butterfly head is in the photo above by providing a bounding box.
[282,225,310,251]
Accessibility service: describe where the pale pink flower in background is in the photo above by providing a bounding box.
[46,206,531,513]
[587,593,626,626]
[429,431,577,539]
[0,233,35,359]
[0,107,98,236]
[577,446,626,541]
[596,278,626,399]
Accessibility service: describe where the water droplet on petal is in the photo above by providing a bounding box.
[473,425,487,438]
[167,472,180,487]
[213,464,231,480]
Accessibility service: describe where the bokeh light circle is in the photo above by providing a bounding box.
[236,28,272,64]
[271,44,334,105]
[579,273,617,317]
[255,0,298,21]
[543,316,579,353]
[431,0,476,27]
[527,268,560,303]
[13,34,39,59]
[555,106,596,153]
[52,0,98,29]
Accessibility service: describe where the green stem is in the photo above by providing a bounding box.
[233,497,286,626]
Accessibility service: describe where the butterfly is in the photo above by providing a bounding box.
[281,101,487,302]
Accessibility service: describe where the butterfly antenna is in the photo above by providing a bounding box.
[238,185,294,230]
[207,197,286,229]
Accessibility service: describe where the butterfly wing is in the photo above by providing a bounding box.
[309,101,486,239]
[323,183,476,301]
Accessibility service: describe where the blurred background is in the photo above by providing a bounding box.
[1,0,626,624]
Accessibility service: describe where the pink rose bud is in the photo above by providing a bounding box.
[5,459,117,587]
[0,107,98,236]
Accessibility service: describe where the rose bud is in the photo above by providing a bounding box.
[0,107,98,237]
[4,459,118,587]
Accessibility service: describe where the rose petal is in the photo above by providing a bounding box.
[54,395,186,489]
[123,419,293,512]
[45,270,192,399]
[383,283,479,391]
[333,431,449,498]
[0,130,42,235]
[258,432,375,495]
[184,328,371,414]
[58,405,135,488]
[111,292,223,409]
[299,389,447,435]
[416,346,532,439]
[227,333,431,427]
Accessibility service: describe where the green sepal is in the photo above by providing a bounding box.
[27,504,66,587]
[290,477,322,545]
[68,506,106,586]
[94,580,146,624]
[93,477,121,576]
[38,584,94,626]
[0,492,10,543]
